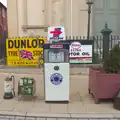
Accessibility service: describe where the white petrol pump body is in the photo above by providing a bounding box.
[44,43,70,102]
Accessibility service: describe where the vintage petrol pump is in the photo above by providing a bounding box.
[4,76,15,99]
[43,43,70,102]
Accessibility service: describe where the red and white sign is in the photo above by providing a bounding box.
[50,44,63,48]
[70,42,81,53]
[6,83,10,88]
[4,81,12,93]
[69,42,92,61]
[71,42,81,48]
[47,26,65,43]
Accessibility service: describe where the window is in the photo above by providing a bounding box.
[2,8,5,18]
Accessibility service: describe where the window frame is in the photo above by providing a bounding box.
[2,7,5,18]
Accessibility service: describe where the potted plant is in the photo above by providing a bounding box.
[89,44,120,104]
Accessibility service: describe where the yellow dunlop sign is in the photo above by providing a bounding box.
[6,37,46,66]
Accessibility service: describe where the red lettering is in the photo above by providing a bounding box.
[72,44,80,47]
[71,49,81,52]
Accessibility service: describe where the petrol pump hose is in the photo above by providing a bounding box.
[10,75,15,97]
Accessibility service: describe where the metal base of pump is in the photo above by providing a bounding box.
[3,93,14,99]
[45,101,69,104]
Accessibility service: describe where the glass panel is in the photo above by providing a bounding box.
[48,50,64,63]
[2,8,5,18]
[44,49,69,63]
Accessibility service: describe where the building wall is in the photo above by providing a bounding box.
[7,0,49,37]
[93,0,120,35]
[0,3,8,58]
[44,0,92,36]
[7,0,120,37]
[7,0,91,37]
[0,3,8,34]
[7,0,18,37]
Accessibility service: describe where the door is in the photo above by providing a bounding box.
[93,0,120,35]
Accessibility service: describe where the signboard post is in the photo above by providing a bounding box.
[47,26,65,43]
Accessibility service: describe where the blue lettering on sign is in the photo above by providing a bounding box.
[50,73,63,85]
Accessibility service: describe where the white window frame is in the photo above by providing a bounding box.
[2,7,5,18]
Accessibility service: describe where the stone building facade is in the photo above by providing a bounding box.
[7,0,120,37]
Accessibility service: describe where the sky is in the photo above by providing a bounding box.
[0,0,7,7]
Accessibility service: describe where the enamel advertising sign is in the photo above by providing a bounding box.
[47,26,65,43]
[69,41,93,63]
[6,37,46,66]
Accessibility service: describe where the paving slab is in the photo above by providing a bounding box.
[0,99,4,104]
[113,113,120,118]
[14,116,26,120]
[84,103,120,113]
[5,116,15,119]
[50,104,68,113]
[70,113,114,118]
[46,118,71,120]
[68,102,86,113]
[70,75,88,95]
[31,101,51,113]
[0,111,26,116]
[14,101,34,112]
[26,113,70,118]
[0,99,17,111]
[0,111,26,120]
[81,93,94,104]
[36,118,46,120]
[70,93,82,101]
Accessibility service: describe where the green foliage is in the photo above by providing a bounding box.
[103,44,120,73]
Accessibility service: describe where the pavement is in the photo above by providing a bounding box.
[0,67,119,119]
[0,112,119,120]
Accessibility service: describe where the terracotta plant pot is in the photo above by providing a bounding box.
[89,67,120,104]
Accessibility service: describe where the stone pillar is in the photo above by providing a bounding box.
[64,0,71,36]
[7,0,18,37]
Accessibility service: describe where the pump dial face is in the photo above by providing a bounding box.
[48,50,64,62]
